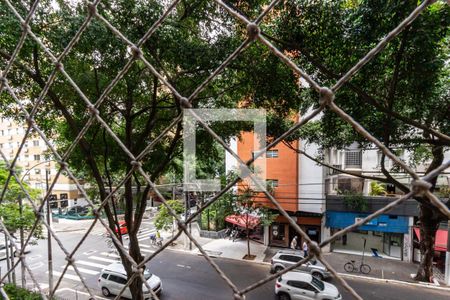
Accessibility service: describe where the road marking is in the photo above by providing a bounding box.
[140,248,155,254]
[29,255,42,260]
[176,264,185,268]
[138,229,155,235]
[75,260,108,269]
[83,250,97,255]
[55,287,109,300]
[140,244,151,248]
[124,246,155,254]
[49,271,82,282]
[29,262,44,270]
[101,252,121,258]
[89,256,118,263]
[65,266,99,275]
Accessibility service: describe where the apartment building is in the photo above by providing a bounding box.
[322,144,450,262]
[226,131,324,248]
[0,117,84,209]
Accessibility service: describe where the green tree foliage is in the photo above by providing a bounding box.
[154,200,184,234]
[0,163,42,237]
[229,0,448,281]
[201,192,234,231]
[369,181,386,196]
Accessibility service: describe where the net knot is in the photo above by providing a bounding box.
[412,179,432,196]
[179,97,192,108]
[246,23,260,41]
[319,87,334,106]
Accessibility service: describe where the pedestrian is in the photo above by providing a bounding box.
[303,240,308,257]
[156,230,161,239]
[290,236,298,250]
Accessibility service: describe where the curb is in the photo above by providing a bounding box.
[337,272,450,291]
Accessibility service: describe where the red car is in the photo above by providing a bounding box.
[115,220,128,235]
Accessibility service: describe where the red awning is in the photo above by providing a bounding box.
[413,227,448,252]
[225,214,260,229]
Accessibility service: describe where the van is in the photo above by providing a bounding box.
[98,262,162,299]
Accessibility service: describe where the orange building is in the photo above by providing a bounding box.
[234,130,322,247]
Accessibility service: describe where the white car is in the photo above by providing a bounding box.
[275,271,341,300]
[98,262,162,299]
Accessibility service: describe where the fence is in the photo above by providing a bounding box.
[0,0,449,300]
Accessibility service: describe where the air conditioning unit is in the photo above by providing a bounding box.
[8,136,13,140]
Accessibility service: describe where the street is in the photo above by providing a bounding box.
[1,221,449,300]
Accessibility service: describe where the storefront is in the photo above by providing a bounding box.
[326,211,410,260]
[268,214,322,247]
[412,226,448,269]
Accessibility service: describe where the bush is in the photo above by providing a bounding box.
[3,284,42,300]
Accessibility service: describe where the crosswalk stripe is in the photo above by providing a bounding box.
[100,252,121,258]
[137,229,155,235]
[76,260,109,269]
[140,248,155,254]
[124,246,155,254]
[65,266,99,275]
[89,256,118,264]
[140,244,151,248]
[50,271,82,282]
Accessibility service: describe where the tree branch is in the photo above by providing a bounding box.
[261,32,450,143]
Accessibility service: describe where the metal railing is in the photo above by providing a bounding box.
[0,1,449,300]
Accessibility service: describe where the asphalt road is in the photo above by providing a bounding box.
[1,223,449,300]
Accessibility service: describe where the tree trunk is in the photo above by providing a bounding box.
[123,232,144,300]
[414,204,440,282]
[414,145,444,282]
[246,215,250,257]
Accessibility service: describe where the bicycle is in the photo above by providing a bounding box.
[149,234,163,247]
[344,260,371,274]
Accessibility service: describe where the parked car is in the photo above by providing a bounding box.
[115,220,128,235]
[275,271,341,300]
[270,250,330,280]
[98,262,162,299]
[64,205,89,216]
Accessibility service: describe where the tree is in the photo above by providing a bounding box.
[0,1,253,296]
[154,199,184,238]
[255,0,449,282]
[0,163,42,238]
[233,187,277,259]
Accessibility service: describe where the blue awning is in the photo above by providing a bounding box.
[326,211,409,233]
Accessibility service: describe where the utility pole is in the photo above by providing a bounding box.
[46,169,53,293]
[19,195,25,288]
[445,220,450,286]
[184,191,192,250]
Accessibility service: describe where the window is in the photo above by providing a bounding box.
[25,155,29,160]
[101,273,109,279]
[108,275,127,284]
[0,130,3,136]
[279,255,302,262]
[35,169,41,175]
[0,144,2,149]
[34,155,40,161]
[345,150,362,168]
[311,277,324,291]
[33,140,39,146]
[267,179,279,188]
[7,129,11,135]
[267,150,279,158]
